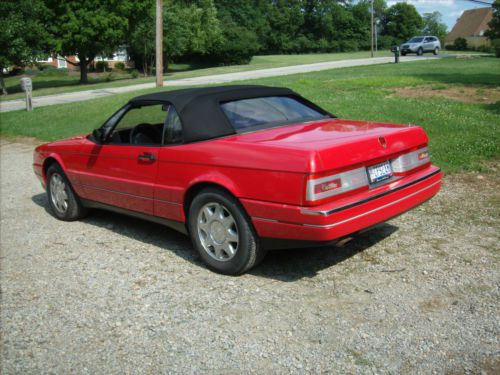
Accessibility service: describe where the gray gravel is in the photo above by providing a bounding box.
[1,140,499,374]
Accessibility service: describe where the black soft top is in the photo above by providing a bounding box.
[129,85,329,143]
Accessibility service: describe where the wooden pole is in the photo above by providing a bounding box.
[155,0,163,87]
[371,0,374,58]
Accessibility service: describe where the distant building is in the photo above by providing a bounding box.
[37,47,133,70]
[445,7,493,47]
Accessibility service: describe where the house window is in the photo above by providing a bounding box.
[57,55,67,68]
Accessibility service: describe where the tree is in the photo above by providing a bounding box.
[0,0,50,94]
[422,11,447,44]
[382,2,423,44]
[486,0,500,39]
[44,0,131,83]
[128,0,222,73]
[485,0,500,57]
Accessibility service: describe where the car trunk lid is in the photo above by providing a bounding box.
[231,118,429,173]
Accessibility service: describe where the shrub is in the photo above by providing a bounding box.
[130,69,139,78]
[105,72,115,82]
[95,61,109,72]
[38,64,57,71]
[492,39,500,58]
[209,26,259,65]
[114,62,125,70]
[453,37,468,51]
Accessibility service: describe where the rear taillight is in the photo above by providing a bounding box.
[391,147,430,174]
[306,167,368,202]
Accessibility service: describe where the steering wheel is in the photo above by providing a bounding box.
[129,123,161,145]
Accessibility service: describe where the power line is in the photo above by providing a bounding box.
[464,0,493,5]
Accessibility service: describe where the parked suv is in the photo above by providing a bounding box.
[400,36,441,56]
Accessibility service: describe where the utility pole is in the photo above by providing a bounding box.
[370,0,374,58]
[155,0,163,87]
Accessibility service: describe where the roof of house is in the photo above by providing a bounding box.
[446,7,493,43]
[129,85,331,143]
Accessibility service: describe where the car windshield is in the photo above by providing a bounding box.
[221,96,329,131]
[408,37,424,43]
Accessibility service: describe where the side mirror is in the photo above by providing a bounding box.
[92,128,106,143]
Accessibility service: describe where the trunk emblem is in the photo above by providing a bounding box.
[378,136,387,148]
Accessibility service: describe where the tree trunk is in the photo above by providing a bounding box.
[79,59,89,84]
[0,72,7,95]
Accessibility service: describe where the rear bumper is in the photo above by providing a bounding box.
[242,165,442,242]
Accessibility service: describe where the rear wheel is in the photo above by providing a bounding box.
[188,188,266,275]
[46,163,87,221]
[401,51,407,56]
[417,47,423,56]
[433,47,439,55]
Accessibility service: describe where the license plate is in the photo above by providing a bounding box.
[367,161,393,184]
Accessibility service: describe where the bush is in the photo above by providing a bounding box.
[453,37,468,51]
[209,25,260,65]
[95,61,109,72]
[114,62,125,70]
[130,69,139,78]
[492,39,500,58]
[38,64,57,71]
[105,72,115,82]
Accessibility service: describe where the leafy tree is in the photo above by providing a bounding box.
[44,0,131,83]
[485,0,500,39]
[128,0,222,74]
[0,0,50,94]
[382,2,423,44]
[485,0,500,57]
[264,0,304,53]
[422,12,447,44]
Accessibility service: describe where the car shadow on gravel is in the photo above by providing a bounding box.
[32,193,198,264]
[32,193,398,280]
[250,224,398,281]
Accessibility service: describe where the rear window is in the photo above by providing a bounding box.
[221,96,329,130]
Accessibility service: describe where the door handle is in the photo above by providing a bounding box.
[138,152,156,161]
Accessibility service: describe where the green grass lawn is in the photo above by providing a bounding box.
[1,56,499,173]
[0,50,475,101]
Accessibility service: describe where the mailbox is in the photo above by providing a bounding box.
[20,77,33,92]
[391,45,400,63]
[20,77,33,111]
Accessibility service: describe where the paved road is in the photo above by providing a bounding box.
[0,56,436,112]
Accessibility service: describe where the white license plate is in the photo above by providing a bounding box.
[367,161,393,184]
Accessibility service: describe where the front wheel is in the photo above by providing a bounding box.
[417,47,423,56]
[401,51,407,56]
[433,47,439,55]
[188,188,266,275]
[46,163,87,221]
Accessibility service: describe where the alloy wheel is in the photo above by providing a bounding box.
[50,173,69,214]
[197,202,239,261]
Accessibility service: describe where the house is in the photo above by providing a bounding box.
[445,7,493,47]
[37,47,133,70]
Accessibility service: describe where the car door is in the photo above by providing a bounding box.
[77,103,167,215]
[153,105,186,222]
[423,37,433,52]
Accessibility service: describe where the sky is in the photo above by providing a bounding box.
[385,0,494,31]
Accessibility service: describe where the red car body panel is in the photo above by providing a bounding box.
[33,118,441,244]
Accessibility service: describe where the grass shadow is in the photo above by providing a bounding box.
[32,193,399,280]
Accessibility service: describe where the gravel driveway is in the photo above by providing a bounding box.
[1,140,499,374]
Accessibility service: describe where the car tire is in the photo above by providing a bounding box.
[401,52,407,56]
[433,47,439,55]
[188,187,266,275]
[417,47,423,56]
[46,163,87,221]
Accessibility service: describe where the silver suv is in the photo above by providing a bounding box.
[400,36,441,56]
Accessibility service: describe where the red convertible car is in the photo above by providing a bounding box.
[33,85,442,274]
